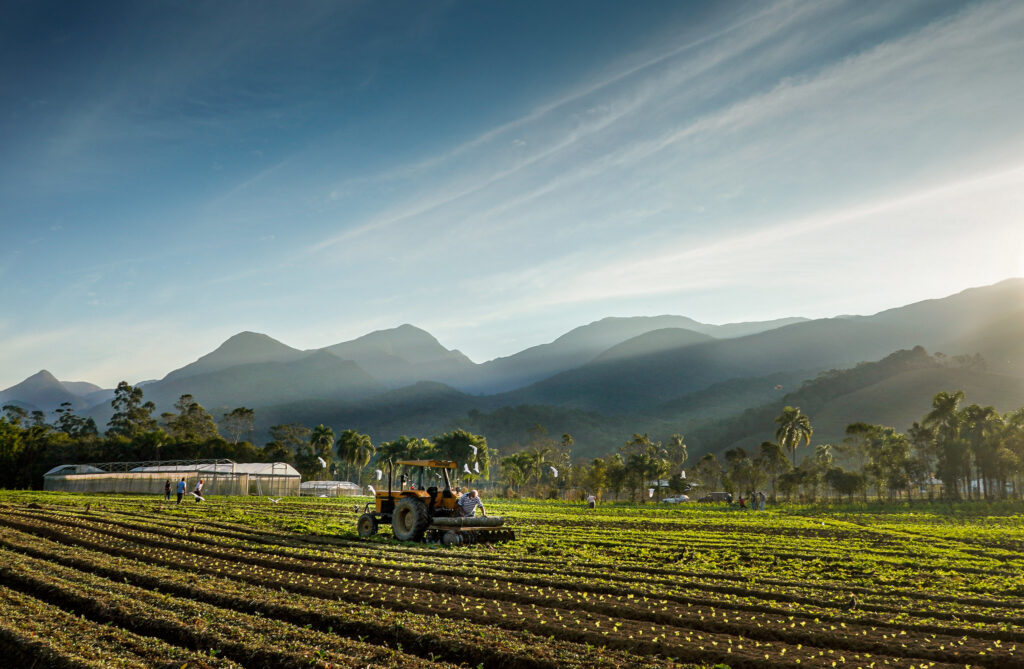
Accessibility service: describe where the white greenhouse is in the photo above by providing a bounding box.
[43,459,301,497]
[299,480,362,497]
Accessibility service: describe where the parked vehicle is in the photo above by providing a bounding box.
[698,491,733,503]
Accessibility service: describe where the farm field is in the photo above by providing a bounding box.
[0,492,1022,668]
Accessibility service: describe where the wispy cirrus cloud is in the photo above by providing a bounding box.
[4,0,1023,383]
[291,0,1024,360]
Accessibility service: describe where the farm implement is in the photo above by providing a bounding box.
[356,459,514,546]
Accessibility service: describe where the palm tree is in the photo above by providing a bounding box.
[352,436,375,484]
[668,433,688,473]
[775,406,813,467]
[923,390,965,443]
[923,391,966,498]
[961,404,1003,499]
[757,441,789,502]
[523,446,553,489]
[1004,409,1024,498]
[335,429,374,483]
[499,454,529,493]
[310,425,335,480]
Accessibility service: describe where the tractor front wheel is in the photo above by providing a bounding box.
[392,497,430,541]
[357,513,378,538]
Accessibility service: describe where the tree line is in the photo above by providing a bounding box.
[681,390,1024,503]
[504,388,1024,504]
[0,381,491,490]
[3,380,1022,503]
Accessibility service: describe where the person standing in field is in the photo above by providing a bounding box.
[758,491,767,511]
[164,479,171,501]
[458,489,486,517]
[176,477,186,504]
[586,493,597,509]
[193,478,204,502]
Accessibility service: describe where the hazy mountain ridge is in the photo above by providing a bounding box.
[467,315,806,393]
[321,324,476,389]
[501,279,1024,414]
[592,327,716,363]
[253,381,495,447]
[655,370,814,424]
[162,331,307,382]
[1,314,812,413]
[6,280,1024,461]
[83,350,384,429]
[692,345,1024,457]
[0,370,83,413]
[59,381,104,396]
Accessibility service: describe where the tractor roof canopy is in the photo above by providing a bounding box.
[396,459,457,468]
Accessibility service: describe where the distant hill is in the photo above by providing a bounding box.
[502,279,1024,413]
[132,350,383,415]
[162,331,306,382]
[134,315,805,408]
[253,381,490,446]
[7,280,1024,463]
[470,315,805,393]
[321,324,476,389]
[0,315,801,421]
[0,371,84,412]
[691,346,1024,459]
[655,370,813,424]
[941,308,1024,376]
[59,381,104,397]
[592,327,715,363]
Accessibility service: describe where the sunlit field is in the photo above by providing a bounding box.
[0,491,1022,668]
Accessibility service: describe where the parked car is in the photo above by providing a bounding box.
[661,494,690,503]
[698,491,733,503]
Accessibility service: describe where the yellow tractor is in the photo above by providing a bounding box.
[356,459,514,545]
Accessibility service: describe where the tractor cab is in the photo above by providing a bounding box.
[371,459,460,519]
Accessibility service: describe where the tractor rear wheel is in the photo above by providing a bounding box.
[357,513,378,538]
[392,497,430,541]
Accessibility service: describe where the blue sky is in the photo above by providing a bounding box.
[2,0,1024,389]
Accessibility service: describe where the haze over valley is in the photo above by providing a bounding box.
[5,279,1024,459]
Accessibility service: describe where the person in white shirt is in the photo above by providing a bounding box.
[458,489,486,517]
[586,494,597,509]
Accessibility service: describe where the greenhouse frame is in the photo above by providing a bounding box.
[43,459,300,497]
[299,480,363,497]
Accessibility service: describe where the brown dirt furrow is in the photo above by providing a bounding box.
[0,522,1006,668]
[7,510,1022,640]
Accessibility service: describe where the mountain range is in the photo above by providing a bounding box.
[5,278,1024,460]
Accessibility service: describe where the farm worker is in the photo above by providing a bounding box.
[758,491,767,511]
[176,478,186,504]
[164,479,171,501]
[193,478,204,502]
[586,494,597,509]
[458,489,486,517]
[738,496,746,510]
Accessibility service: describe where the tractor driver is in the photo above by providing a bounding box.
[458,489,486,518]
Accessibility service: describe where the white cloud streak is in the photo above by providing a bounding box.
[6,0,1024,383]
[297,0,1024,358]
